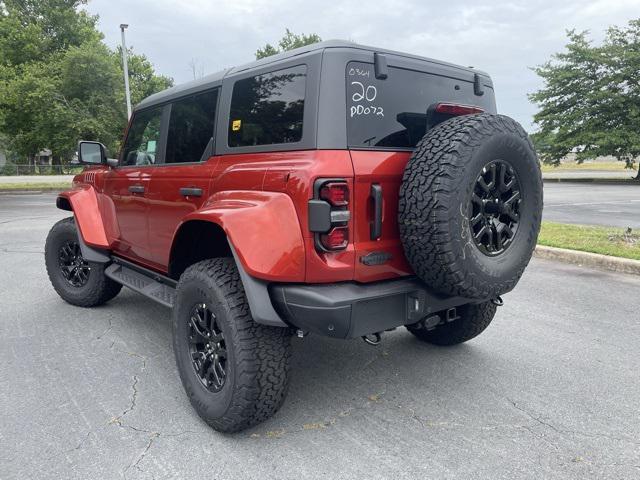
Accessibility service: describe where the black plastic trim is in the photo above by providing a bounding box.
[370,183,382,240]
[270,277,479,339]
[308,199,332,232]
[474,73,485,96]
[76,230,110,263]
[105,262,176,308]
[111,255,177,287]
[228,244,289,328]
[374,53,388,79]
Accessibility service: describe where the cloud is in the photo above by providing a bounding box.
[86,0,638,129]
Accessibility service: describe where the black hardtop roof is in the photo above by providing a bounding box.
[136,39,489,110]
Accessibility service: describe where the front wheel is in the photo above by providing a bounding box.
[45,217,121,307]
[406,301,497,346]
[173,258,292,433]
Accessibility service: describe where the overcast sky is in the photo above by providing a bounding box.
[86,0,638,131]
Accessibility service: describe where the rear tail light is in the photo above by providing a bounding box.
[309,179,350,252]
[320,182,349,206]
[434,103,484,116]
[320,227,348,250]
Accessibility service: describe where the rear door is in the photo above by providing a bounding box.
[103,105,165,264]
[146,89,220,268]
[345,60,496,282]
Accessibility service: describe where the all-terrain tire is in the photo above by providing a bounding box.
[407,301,497,346]
[399,113,543,299]
[45,217,122,307]
[173,258,292,433]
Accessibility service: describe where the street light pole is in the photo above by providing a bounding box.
[119,24,132,120]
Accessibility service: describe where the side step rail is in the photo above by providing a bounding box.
[105,258,177,308]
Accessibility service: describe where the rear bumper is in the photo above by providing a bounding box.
[270,277,478,339]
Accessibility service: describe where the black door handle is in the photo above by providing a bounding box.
[128,185,145,194]
[179,187,203,197]
[370,183,382,240]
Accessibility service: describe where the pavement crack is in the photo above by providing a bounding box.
[65,431,91,454]
[110,375,139,427]
[109,348,147,428]
[506,397,640,447]
[506,397,564,435]
[519,424,561,451]
[96,318,113,340]
[123,432,159,480]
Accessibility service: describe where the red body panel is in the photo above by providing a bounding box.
[211,150,356,283]
[102,166,153,263]
[184,191,305,281]
[58,183,109,248]
[349,151,414,282]
[60,149,415,284]
[146,158,218,266]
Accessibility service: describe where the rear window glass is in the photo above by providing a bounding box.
[346,61,488,149]
[228,65,306,147]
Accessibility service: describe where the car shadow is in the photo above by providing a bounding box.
[100,290,500,438]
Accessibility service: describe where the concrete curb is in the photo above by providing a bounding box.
[534,245,640,275]
[542,177,638,185]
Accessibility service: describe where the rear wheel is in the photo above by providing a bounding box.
[173,258,292,433]
[45,217,121,307]
[406,301,497,346]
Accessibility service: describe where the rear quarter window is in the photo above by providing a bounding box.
[165,89,218,164]
[346,61,493,149]
[228,65,306,147]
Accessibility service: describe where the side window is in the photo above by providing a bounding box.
[165,89,218,164]
[228,65,306,147]
[121,107,163,166]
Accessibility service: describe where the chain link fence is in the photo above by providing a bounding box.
[0,164,84,176]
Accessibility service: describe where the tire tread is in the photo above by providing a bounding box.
[174,258,291,433]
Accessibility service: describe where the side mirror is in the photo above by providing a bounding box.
[77,141,107,165]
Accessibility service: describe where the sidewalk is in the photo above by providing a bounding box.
[0,175,75,184]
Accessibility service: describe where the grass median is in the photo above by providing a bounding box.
[0,182,71,191]
[538,222,640,261]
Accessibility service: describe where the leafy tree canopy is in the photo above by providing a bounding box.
[0,0,172,162]
[529,19,640,178]
[256,29,322,60]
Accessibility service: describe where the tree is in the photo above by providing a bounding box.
[255,29,322,60]
[0,0,172,164]
[529,20,640,179]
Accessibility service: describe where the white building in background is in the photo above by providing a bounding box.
[36,149,52,165]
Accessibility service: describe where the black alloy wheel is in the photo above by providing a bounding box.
[469,160,521,256]
[188,302,228,392]
[58,240,91,287]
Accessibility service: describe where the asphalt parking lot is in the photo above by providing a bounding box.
[1,193,639,479]
[543,182,640,228]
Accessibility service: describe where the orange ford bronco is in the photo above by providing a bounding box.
[45,41,542,432]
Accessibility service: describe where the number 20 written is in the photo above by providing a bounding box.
[350,81,384,117]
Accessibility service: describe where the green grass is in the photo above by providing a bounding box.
[538,222,640,260]
[539,161,629,172]
[0,182,71,191]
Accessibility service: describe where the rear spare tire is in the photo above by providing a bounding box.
[398,114,542,299]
